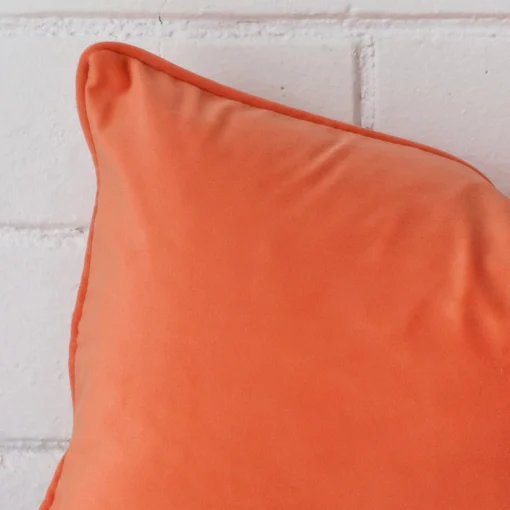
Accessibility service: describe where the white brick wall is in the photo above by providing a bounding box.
[2,1,510,508]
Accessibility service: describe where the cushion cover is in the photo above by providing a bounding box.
[41,42,510,510]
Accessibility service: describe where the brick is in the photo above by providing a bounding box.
[0,0,162,15]
[5,0,510,15]
[0,230,86,438]
[160,38,355,122]
[162,0,349,15]
[162,0,510,16]
[375,36,510,196]
[0,37,159,225]
[0,449,64,510]
[352,0,510,14]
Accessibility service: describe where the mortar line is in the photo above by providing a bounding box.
[6,12,510,21]
[0,224,88,233]
[352,39,362,126]
[0,225,89,247]
[357,35,376,130]
[157,0,171,56]
[3,16,510,39]
[0,438,69,453]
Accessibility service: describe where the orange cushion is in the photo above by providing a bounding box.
[42,42,510,510]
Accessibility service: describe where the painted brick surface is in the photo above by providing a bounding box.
[375,36,510,195]
[0,449,64,510]
[160,38,355,121]
[161,0,350,15]
[0,0,350,15]
[352,0,510,14]
[5,0,510,15]
[0,0,163,15]
[0,230,86,439]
